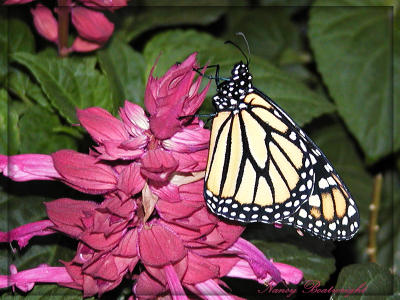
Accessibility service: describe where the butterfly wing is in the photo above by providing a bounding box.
[276,140,360,240]
[204,90,315,223]
[204,61,359,240]
[255,89,360,240]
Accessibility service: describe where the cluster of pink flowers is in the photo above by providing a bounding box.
[0,54,303,298]
[4,0,127,54]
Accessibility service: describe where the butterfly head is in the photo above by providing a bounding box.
[212,62,254,112]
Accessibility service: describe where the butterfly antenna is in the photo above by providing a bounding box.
[224,40,249,66]
[236,32,251,65]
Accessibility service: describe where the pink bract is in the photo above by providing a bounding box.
[3,0,127,53]
[0,54,303,298]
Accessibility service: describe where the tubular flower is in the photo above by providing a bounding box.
[0,53,303,298]
[4,0,127,53]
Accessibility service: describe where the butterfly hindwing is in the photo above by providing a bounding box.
[277,145,360,240]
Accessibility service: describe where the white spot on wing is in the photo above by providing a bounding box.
[318,178,329,189]
[348,206,356,217]
[309,195,321,207]
[299,209,307,218]
[328,223,336,231]
[327,177,336,186]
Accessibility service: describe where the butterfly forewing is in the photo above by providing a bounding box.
[205,90,315,223]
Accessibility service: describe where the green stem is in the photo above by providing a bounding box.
[367,173,383,263]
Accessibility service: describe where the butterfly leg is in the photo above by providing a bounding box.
[193,64,230,86]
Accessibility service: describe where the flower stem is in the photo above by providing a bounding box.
[57,0,70,57]
[367,173,383,263]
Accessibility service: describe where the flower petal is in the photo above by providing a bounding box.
[4,0,35,4]
[52,150,117,194]
[119,101,149,137]
[273,262,303,285]
[141,149,178,182]
[45,198,98,237]
[81,0,127,11]
[31,4,58,43]
[71,7,114,44]
[113,229,138,258]
[163,124,210,153]
[0,220,54,249]
[138,224,186,267]
[0,265,73,292]
[195,279,237,299]
[117,163,145,197]
[134,271,166,298]
[0,154,61,182]
[71,36,102,52]
[229,238,282,284]
[182,252,219,285]
[164,264,188,300]
[77,107,128,143]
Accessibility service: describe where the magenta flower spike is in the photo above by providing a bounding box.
[0,53,303,298]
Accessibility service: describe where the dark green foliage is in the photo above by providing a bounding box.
[0,2,398,298]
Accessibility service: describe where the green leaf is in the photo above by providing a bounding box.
[144,29,335,126]
[115,6,225,42]
[224,8,302,63]
[11,52,113,123]
[8,67,51,110]
[333,263,400,299]
[395,12,400,168]
[310,121,373,232]
[0,89,20,155]
[0,20,7,85]
[376,171,400,276]
[252,240,335,284]
[0,17,35,85]
[309,2,399,162]
[98,38,146,107]
[7,18,35,54]
[0,89,8,154]
[19,105,77,154]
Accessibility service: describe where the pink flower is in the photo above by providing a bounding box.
[30,3,58,43]
[70,36,103,52]
[0,265,73,292]
[0,54,303,298]
[3,0,34,4]
[71,7,114,44]
[0,154,61,181]
[3,1,127,54]
[145,53,210,140]
[79,0,127,11]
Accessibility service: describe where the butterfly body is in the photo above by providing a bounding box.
[204,62,360,241]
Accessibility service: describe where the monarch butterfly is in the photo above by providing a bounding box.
[204,60,360,241]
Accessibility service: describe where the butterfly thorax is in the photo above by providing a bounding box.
[212,62,254,114]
